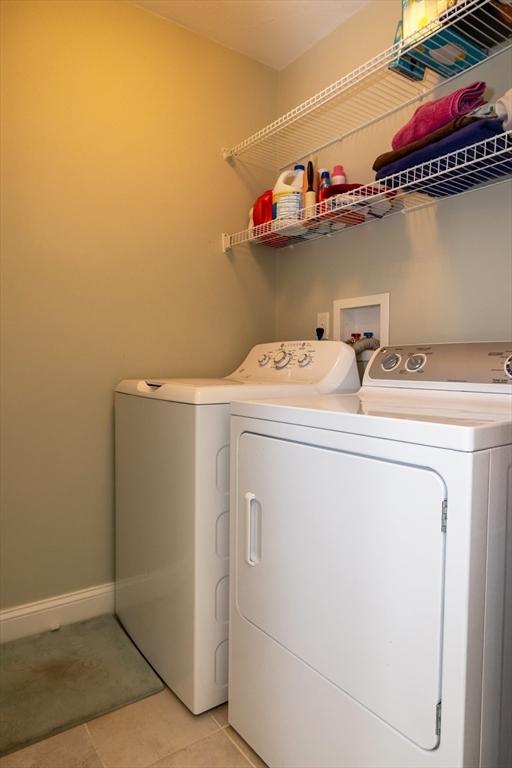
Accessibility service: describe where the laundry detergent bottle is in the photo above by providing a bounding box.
[272,169,303,221]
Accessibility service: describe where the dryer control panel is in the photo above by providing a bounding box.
[365,341,512,392]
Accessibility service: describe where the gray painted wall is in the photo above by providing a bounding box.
[275,0,512,345]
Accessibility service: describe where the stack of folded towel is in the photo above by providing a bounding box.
[374,82,512,196]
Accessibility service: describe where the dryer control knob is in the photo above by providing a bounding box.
[406,354,426,372]
[258,354,270,366]
[505,354,512,379]
[274,350,291,369]
[381,352,401,371]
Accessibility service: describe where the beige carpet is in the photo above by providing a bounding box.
[0,614,163,756]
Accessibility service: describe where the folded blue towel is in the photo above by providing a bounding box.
[376,119,512,197]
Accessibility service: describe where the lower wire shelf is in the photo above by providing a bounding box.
[222,131,512,253]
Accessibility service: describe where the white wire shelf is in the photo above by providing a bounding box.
[221,131,512,252]
[222,0,512,170]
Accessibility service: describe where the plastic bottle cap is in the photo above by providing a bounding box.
[332,165,345,177]
[363,331,374,338]
[294,164,305,171]
[320,171,330,178]
[351,333,361,340]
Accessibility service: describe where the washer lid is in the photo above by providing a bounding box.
[115,378,354,405]
[115,340,360,404]
[230,389,512,451]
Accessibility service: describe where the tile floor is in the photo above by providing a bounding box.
[0,690,267,768]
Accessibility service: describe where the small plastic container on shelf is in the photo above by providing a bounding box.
[331,165,347,184]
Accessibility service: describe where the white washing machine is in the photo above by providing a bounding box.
[114,340,358,715]
[229,341,512,768]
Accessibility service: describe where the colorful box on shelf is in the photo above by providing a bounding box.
[402,0,449,39]
[411,27,487,77]
[402,0,488,78]
[389,20,426,81]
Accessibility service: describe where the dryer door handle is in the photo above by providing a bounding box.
[244,492,261,566]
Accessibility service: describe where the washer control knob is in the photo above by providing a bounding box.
[406,353,426,372]
[257,354,270,367]
[297,353,312,368]
[274,350,291,369]
[505,354,512,379]
[381,352,401,371]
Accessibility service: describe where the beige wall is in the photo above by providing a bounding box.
[275,0,512,345]
[0,0,277,608]
[2,0,511,611]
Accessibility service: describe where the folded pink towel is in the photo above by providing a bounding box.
[392,81,487,150]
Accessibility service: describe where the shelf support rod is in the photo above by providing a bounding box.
[221,233,232,254]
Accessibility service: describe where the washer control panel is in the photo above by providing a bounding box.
[365,342,512,389]
[230,340,357,385]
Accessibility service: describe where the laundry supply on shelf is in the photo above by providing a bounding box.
[392,80,486,149]
[373,115,477,171]
[468,103,498,119]
[402,0,449,39]
[496,88,512,130]
[306,184,399,233]
[401,0,491,79]
[294,164,305,194]
[249,189,290,248]
[368,197,393,217]
[388,20,426,81]
[376,118,512,196]
[319,169,331,188]
[272,168,305,236]
[304,161,317,218]
[247,181,404,249]
[318,169,332,203]
[252,190,273,226]
[331,165,347,184]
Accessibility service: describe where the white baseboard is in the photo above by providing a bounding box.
[0,582,115,643]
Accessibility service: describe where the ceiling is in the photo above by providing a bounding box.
[131,0,368,70]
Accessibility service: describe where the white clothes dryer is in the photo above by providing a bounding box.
[229,341,512,768]
[114,340,358,715]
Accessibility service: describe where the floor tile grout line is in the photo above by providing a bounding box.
[223,726,260,768]
[210,713,229,729]
[208,712,223,733]
[140,717,223,768]
[84,722,107,768]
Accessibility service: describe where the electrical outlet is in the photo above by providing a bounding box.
[316,312,329,339]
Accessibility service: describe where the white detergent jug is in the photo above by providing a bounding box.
[272,169,303,236]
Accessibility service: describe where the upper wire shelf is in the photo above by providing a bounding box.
[222,131,512,252]
[222,0,512,170]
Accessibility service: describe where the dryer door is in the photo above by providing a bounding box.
[236,433,446,751]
